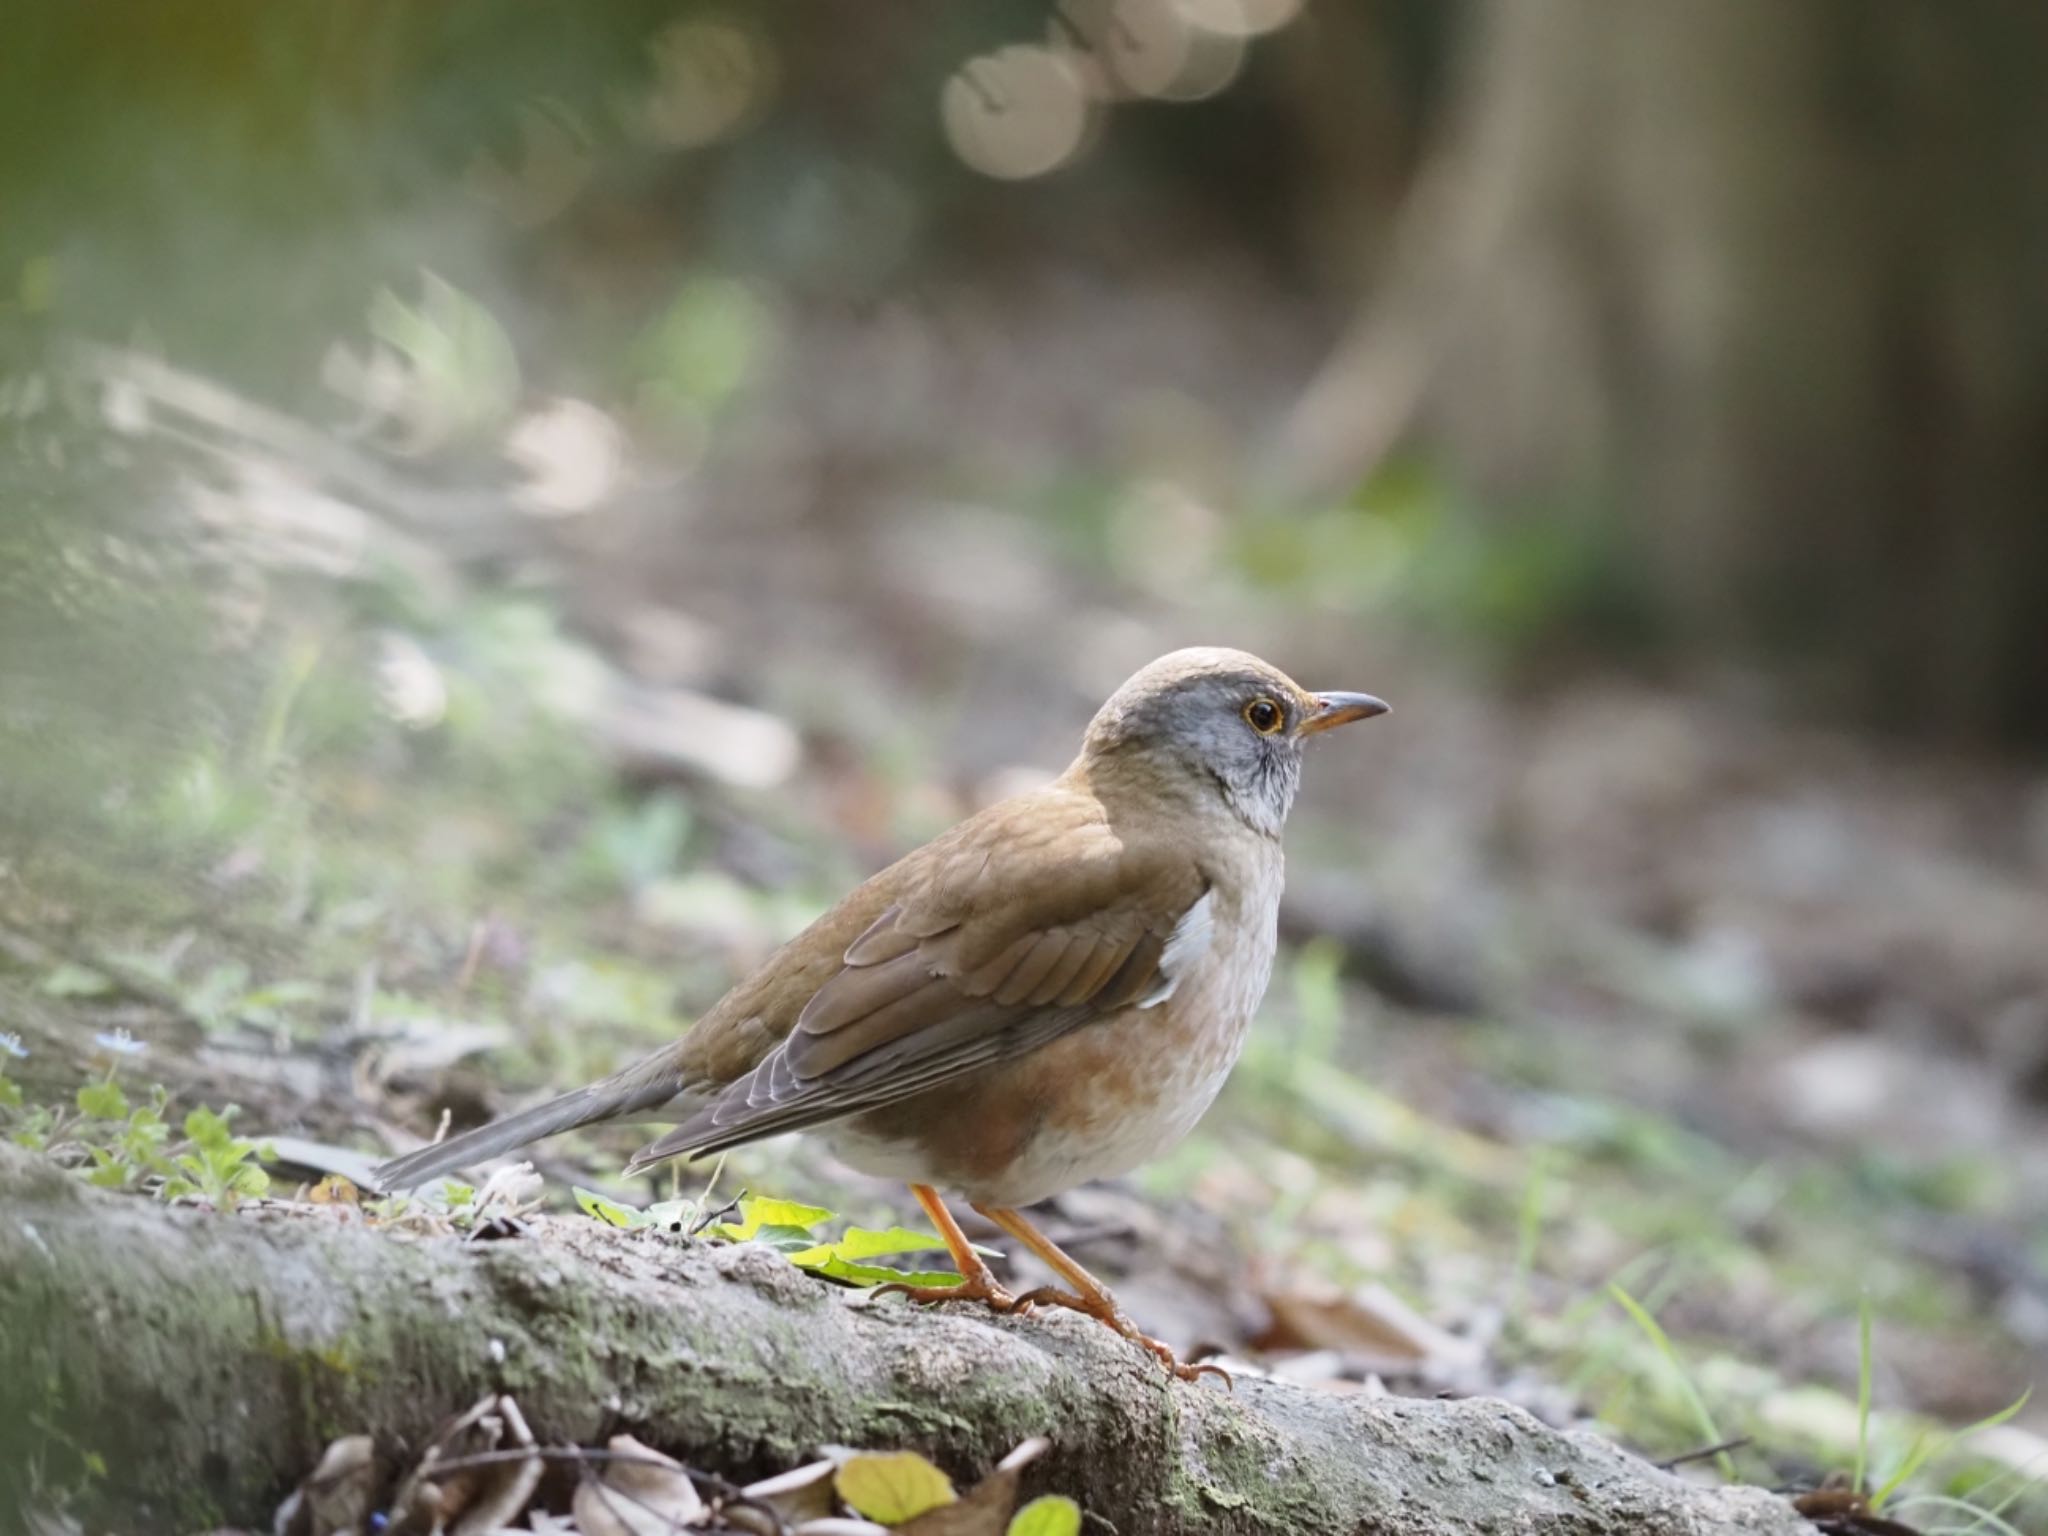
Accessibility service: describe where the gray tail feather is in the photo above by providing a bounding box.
[371,1074,680,1191]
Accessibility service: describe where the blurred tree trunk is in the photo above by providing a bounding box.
[1288,0,2048,748]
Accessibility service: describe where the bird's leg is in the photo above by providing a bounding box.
[872,1184,1030,1314]
[972,1204,1230,1385]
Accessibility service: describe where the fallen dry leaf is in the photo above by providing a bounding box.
[1256,1280,1482,1375]
[572,1434,704,1536]
[733,1459,838,1529]
[387,1394,542,1536]
[274,1433,376,1536]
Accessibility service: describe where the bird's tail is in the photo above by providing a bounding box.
[371,1070,683,1191]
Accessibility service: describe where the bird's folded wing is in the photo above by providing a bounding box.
[627,810,1208,1170]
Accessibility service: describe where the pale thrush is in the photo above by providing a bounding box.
[374,647,1388,1379]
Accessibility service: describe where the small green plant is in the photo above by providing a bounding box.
[74,1081,174,1191]
[0,1058,273,1207]
[0,1031,24,1112]
[1864,1388,2032,1514]
[1852,1296,2034,1516]
[160,1105,273,1206]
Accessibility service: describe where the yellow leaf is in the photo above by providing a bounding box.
[1008,1495,1081,1536]
[837,1452,957,1525]
[717,1194,834,1240]
[309,1174,360,1206]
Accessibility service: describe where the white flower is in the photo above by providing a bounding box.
[0,1031,26,1059]
[94,1028,147,1056]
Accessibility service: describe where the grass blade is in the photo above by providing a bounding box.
[1854,1295,1874,1496]
[1608,1283,1736,1482]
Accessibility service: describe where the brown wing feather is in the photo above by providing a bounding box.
[627,798,1206,1172]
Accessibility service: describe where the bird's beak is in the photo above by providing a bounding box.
[1298,690,1390,736]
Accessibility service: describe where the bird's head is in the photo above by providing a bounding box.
[1080,647,1388,835]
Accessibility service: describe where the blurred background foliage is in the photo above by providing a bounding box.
[2,0,2046,1523]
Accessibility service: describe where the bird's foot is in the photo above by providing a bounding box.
[1014,1286,1232,1386]
[874,1268,1031,1316]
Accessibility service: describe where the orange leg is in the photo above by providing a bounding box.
[873,1184,1029,1314]
[972,1204,1230,1386]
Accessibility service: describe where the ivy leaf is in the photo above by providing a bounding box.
[716,1195,834,1241]
[790,1225,984,1265]
[797,1255,964,1288]
[749,1222,829,1253]
[574,1187,649,1229]
[1007,1496,1082,1536]
[837,1452,956,1525]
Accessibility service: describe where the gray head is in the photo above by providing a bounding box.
[1080,647,1388,835]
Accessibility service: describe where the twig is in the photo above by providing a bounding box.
[1659,1436,1753,1471]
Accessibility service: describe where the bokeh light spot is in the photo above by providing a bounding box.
[627,16,776,149]
[942,45,1094,182]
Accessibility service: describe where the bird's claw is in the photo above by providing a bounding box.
[873,1273,1032,1316]
[1012,1286,1232,1386]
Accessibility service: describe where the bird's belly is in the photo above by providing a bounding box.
[826,906,1277,1208]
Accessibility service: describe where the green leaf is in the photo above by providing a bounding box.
[790,1224,971,1265]
[574,1186,649,1229]
[183,1106,236,1150]
[796,1255,963,1289]
[0,1077,20,1111]
[229,1164,270,1198]
[836,1451,956,1524]
[716,1195,833,1241]
[1009,1495,1083,1536]
[77,1080,130,1120]
[750,1221,830,1253]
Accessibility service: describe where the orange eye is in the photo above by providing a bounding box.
[1243,696,1283,735]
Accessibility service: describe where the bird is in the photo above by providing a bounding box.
[373,647,1387,1380]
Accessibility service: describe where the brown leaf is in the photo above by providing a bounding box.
[387,1394,542,1536]
[274,1434,376,1536]
[572,1435,704,1536]
[1256,1281,1480,1373]
[733,1459,838,1528]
